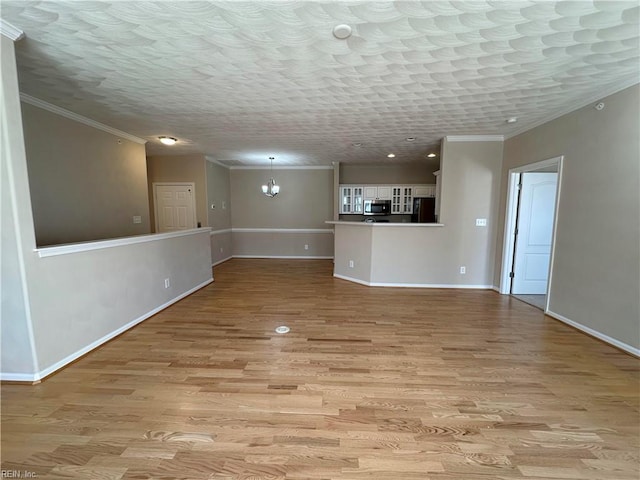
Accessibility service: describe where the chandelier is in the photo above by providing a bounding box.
[261,157,280,197]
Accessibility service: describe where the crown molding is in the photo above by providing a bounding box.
[445,135,504,142]
[504,78,640,140]
[20,94,147,145]
[230,165,334,170]
[0,19,25,41]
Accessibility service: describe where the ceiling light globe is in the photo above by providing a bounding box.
[159,136,177,145]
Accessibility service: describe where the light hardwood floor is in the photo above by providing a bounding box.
[2,259,638,479]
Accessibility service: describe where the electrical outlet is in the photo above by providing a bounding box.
[164,278,170,288]
[475,218,487,226]
[220,247,223,253]
[132,215,142,224]
[459,266,466,274]
[304,244,309,250]
[349,260,354,268]
[222,201,226,209]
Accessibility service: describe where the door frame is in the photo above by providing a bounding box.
[152,182,196,232]
[499,156,564,312]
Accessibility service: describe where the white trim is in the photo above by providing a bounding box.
[0,373,37,383]
[210,228,232,236]
[153,182,197,232]
[334,274,493,289]
[212,256,233,267]
[36,228,211,258]
[545,310,640,358]
[505,79,640,140]
[230,165,334,170]
[499,156,563,297]
[445,135,504,142]
[491,286,501,293]
[0,278,214,382]
[19,94,146,144]
[232,228,334,234]
[333,274,371,286]
[0,19,25,41]
[204,156,231,169]
[234,255,334,259]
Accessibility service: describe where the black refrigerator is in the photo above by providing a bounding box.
[412,197,436,223]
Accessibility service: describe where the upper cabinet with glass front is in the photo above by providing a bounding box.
[340,185,364,214]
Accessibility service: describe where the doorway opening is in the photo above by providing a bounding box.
[499,156,563,311]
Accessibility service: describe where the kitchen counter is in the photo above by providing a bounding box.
[327,220,444,227]
[326,220,491,289]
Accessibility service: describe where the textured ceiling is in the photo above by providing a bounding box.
[2,1,639,166]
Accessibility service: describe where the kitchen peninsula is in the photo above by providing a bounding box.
[326,220,455,287]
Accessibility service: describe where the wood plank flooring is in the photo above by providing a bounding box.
[2,259,638,479]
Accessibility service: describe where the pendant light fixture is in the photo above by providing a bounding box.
[261,157,280,197]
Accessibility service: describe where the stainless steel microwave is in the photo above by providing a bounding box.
[364,199,391,215]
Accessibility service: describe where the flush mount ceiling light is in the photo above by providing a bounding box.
[275,326,290,334]
[387,153,395,158]
[352,142,363,147]
[261,156,280,197]
[405,137,416,142]
[333,24,352,40]
[506,117,518,124]
[427,153,437,158]
[159,136,177,145]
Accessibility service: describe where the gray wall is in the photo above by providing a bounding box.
[496,84,640,351]
[230,168,334,258]
[21,102,150,246]
[340,161,440,184]
[147,154,208,231]
[1,35,37,376]
[207,160,232,265]
[440,139,503,284]
[30,231,212,373]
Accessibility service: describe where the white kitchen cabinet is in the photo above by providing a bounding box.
[413,184,436,197]
[363,185,391,200]
[340,185,363,214]
[391,186,413,214]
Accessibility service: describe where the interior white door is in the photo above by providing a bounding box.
[154,184,196,233]
[512,172,557,294]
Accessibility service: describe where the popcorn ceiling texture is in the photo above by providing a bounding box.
[2,1,639,165]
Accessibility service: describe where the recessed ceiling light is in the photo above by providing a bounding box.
[352,142,363,147]
[405,137,416,142]
[427,153,437,158]
[275,326,290,334]
[333,24,352,40]
[387,153,395,158]
[506,117,518,124]
[159,136,178,145]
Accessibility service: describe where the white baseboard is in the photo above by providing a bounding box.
[491,286,501,293]
[0,372,37,383]
[233,255,334,259]
[545,310,640,357]
[212,255,233,267]
[1,278,214,383]
[334,274,492,289]
[333,273,371,286]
